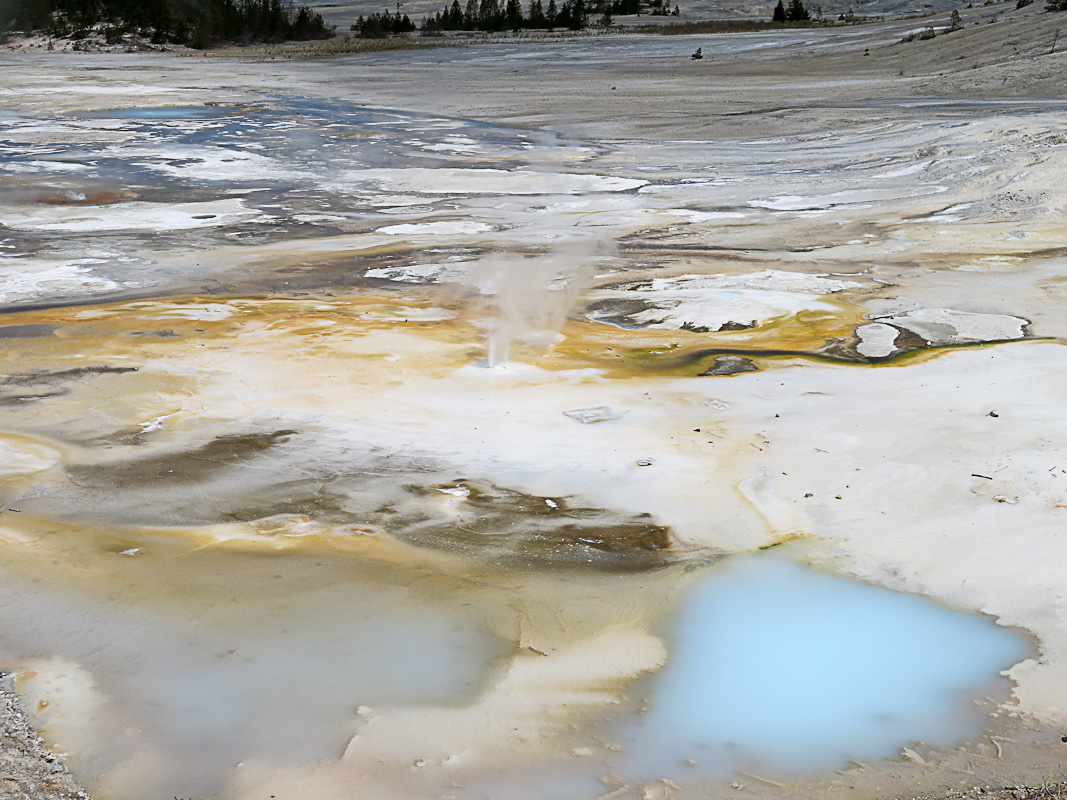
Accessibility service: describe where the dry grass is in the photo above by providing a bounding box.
[180,29,612,58]
[629,18,837,33]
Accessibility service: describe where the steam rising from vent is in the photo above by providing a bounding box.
[475,234,613,368]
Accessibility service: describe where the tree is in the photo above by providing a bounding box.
[572,0,587,26]
[546,0,557,26]
[505,0,522,28]
[444,0,459,25]
[478,0,501,29]
[528,0,546,25]
[786,0,808,20]
[772,0,786,20]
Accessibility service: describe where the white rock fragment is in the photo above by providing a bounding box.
[437,486,470,497]
[376,221,492,236]
[0,259,120,305]
[337,167,647,196]
[563,406,626,424]
[591,270,862,332]
[870,308,1028,345]
[855,322,901,358]
[749,186,945,211]
[365,263,451,283]
[0,199,263,232]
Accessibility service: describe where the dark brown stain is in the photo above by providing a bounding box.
[66,430,299,487]
[0,366,139,387]
[390,479,674,571]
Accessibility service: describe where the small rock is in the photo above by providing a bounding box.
[901,746,927,765]
[563,406,625,424]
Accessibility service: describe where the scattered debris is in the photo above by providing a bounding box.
[901,746,928,765]
[738,771,787,788]
[563,406,626,424]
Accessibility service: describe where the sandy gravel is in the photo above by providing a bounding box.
[0,678,88,800]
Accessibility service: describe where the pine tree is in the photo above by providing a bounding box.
[505,0,522,28]
[528,0,545,26]
[478,0,502,29]
[772,0,786,20]
[570,0,586,27]
[786,0,809,20]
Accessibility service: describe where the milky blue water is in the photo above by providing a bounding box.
[621,553,1030,780]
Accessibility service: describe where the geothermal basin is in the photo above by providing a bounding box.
[2,23,1067,800]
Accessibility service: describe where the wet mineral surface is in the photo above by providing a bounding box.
[2,14,1067,800]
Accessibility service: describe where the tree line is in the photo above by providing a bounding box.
[402,0,676,34]
[0,0,331,45]
[414,0,588,33]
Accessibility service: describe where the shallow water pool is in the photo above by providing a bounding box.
[620,553,1030,780]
